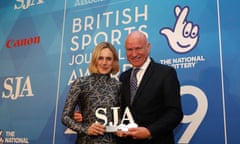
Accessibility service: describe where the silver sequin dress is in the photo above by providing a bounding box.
[62,73,121,144]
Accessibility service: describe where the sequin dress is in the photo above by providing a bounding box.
[62,73,121,144]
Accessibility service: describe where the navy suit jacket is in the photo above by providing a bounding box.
[119,59,183,144]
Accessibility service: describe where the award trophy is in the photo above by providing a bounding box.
[104,107,138,132]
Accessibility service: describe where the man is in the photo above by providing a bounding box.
[73,31,183,144]
[118,31,183,144]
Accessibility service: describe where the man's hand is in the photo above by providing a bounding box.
[127,127,151,139]
[115,130,128,138]
[73,110,82,122]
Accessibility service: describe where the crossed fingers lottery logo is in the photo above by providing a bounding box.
[160,5,200,53]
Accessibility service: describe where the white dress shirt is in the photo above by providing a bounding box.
[133,57,151,86]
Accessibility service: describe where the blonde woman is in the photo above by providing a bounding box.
[62,42,121,144]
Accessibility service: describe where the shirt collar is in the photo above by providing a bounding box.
[135,57,150,71]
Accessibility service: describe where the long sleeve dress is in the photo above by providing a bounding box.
[62,73,121,144]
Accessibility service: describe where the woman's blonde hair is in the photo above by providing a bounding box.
[89,42,119,74]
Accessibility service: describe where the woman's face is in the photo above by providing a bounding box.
[96,48,114,74]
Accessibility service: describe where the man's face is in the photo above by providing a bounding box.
[125,37,150,67]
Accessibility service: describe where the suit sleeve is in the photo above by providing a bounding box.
[147,67,183,137]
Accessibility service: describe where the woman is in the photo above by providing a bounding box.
[62,42,121,144]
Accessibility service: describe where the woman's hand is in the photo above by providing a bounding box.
[87,122,105,136]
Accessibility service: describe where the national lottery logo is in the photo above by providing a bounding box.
[0,129,29,144]
[160,5,200,53]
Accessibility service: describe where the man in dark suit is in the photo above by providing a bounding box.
[118,31,183,144]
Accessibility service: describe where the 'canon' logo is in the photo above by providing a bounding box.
[6,36,40,48]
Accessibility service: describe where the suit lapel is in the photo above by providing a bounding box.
[125,69,132,105]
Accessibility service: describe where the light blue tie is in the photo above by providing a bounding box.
[130,68,140,104]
